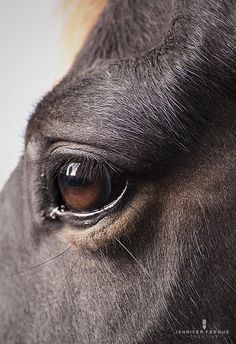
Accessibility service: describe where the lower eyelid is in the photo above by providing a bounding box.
[49,180,128,220]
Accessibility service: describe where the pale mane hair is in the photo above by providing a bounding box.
[59,0,107,66]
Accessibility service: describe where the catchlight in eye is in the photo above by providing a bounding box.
[50,159,128,219]
[58,162,113,211]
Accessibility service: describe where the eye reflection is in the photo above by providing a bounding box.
[57,161,126,213]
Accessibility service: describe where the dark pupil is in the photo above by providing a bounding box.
[58,162,112,211]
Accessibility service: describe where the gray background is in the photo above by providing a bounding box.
[0,0,69,190]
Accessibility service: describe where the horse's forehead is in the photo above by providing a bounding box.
[27,71,192,170]
[28,100,158,170]
[26,93,151,170]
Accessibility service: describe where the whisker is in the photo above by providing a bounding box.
[10,245,73,277]
[116,238,156,285]
[63,249,85,282]
[70,256,88,302]
[55,249,85,300]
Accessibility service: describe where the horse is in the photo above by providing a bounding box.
[0,0,235,343]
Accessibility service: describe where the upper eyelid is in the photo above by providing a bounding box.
[46,142,118,166]
[45,146,124,176]
[44,140,142,174]
[43,142,150,180]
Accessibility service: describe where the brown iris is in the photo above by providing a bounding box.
[57,161,125,212]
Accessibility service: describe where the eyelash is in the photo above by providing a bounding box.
[46,154,120,183]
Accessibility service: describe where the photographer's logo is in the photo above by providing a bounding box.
[174,319,230,339]
[202,319,207,330]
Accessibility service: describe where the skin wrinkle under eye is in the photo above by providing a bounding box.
[57,182,155,250]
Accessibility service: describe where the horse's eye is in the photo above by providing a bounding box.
[57,162,126,212]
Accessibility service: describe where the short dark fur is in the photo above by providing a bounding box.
[0,0,235,343]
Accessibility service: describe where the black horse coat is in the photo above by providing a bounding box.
[0,0,235,343]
